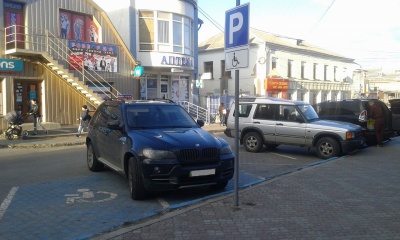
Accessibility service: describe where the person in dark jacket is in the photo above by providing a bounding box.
[368,100,384,147]
[76,105,91,137]
[28,99,47,135]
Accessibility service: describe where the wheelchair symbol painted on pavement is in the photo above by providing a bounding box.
[65,188,117,204]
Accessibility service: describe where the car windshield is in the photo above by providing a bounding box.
[125,104,198,129]
[298,104,319,121]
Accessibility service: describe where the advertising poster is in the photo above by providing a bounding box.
[59,11,72,39]
[85,16,99,43]
[68,41,118,72]
[5,11,22,42]
[171,78,189,102]
[72,15,85,41]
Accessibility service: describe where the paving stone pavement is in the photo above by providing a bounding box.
[2,124,399,239]
[91,137,400,240]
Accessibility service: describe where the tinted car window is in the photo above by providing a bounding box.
[126,105,197,128]
[254,104,276,120]
[318,101,361,115]
[234,104,253,117]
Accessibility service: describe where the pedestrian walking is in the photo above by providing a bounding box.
[76,105,91,137]
[368,100,384,147]
[28,99,47,135]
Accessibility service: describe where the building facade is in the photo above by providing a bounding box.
[0,0,138,131]
[198,28,360,108]
[106,0,199,103]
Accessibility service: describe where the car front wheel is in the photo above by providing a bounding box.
[315,137,340,159]
[128,156,148,200]
[243,132,264,153]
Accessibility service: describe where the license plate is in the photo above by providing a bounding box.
[189,169,215,177]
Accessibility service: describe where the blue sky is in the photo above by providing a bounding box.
[94,0,400,70]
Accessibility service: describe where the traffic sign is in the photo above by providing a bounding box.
[224,3,249,69]
[225,3,249,50]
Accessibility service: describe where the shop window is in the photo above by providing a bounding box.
[204,61,213,79]
[0,81,3,115]
[59,9,99,42]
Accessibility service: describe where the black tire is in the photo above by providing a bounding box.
[315,137,340,159]
[87,143,104,172]
[22,130,28,139]
[7,134,13,140]
[243,132,264,153]
[210,181,229,191]
[128,156,148,200]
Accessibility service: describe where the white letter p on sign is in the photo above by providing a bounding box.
[229,12,243,44]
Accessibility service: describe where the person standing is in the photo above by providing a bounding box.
[76,105,91,137]
[218,103,226,126]
[99,57,106,71]
[28,99,47,135]
[368,100,384,147]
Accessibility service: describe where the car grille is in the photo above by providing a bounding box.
[179,148,219,163]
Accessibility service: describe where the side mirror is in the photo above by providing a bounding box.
[107,120,123,130]
[197,119,205,127]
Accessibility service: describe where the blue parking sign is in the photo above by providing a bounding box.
[225,3,249,50]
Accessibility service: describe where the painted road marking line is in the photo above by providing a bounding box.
[157,198,170,209]
[0,187,19,220]
[271,152,297,160]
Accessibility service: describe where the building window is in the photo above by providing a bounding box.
[334,66,338,81]
[301,61,305,79]
[272,57,277,70]
[139,11,193,55]
[139,11,155,50]
[221,60,231,78]
[288,60,293,78]
[324,65,328,81]
[204,61,213,79]
[313,63,317,80]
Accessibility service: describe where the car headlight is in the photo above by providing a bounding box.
[220,145,233,155]
[346,131,355,140]
[143,148,176,159]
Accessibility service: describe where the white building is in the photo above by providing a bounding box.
[106,0,199,103]
[198,28,360,107]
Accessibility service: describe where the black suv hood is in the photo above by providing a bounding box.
[129,127,222,149]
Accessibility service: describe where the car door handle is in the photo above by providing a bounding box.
[276,123,283,126]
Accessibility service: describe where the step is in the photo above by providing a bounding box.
[20,122,61,131]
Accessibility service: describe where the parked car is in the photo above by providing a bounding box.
[86,99,234,200]
[224,97,365,160]
[313,99,398,145]
[389,99,400,135]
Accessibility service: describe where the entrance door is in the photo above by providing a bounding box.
[14,80,42,122]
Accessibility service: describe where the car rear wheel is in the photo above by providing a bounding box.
[243,132,264,153]
[87,143,104,171]
[128,156,148,200]
[315,137,340,159]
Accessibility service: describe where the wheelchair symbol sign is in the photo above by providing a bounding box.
[65,188,117,204]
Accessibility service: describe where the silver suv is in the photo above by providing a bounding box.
[224,97,365,159]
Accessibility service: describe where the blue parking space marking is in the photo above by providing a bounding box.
[0,171,264,240]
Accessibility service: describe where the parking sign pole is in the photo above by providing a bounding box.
[233,0,240,207]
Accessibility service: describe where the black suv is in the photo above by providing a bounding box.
[313,99,398,145]
[86,99,234,200]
